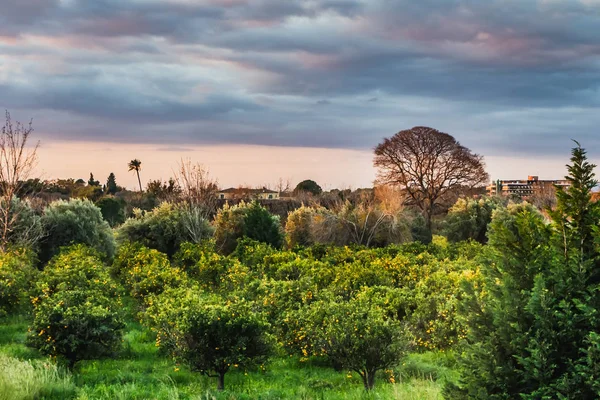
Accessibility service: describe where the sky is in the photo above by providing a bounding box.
[1,0,600,190]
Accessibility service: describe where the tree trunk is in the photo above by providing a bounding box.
[136,171,142,192]
[367,370,376,390]
[217,371,225,391]
[360,369,376,391]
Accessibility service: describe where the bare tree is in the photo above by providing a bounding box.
[0,111,40,250]
[174,158,219,218]
[374,126,488,230]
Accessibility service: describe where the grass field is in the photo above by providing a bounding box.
[0,312,457,400]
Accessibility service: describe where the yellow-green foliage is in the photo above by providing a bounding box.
[112,242,186,300]
[144,287,272,391]
[28,245,126,368]
[0,248,37,316]
[34,244,121,304]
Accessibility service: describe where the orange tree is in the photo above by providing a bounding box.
[145,288,272,391]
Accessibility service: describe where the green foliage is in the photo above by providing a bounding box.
[145,288,272,391]
[285,205,314,248]
[27,245,125,369]
[34,244,121,302]
[88,173,100,187]
[443,197,502,243]
[0,196,44,251]
[39,199,116,264]
[0,354,76,400]
[112,242,185,300]
[105,172,119,195]
[0,249,37,317]
[117,202,213,258]
[243,201,284,249]
[214,202,282,255]
[449,144,600,399]
[95,196,126,227]
[409,212,432,244]
[27,289,125,369]
[298,295,410,391]
[294,179,323,196]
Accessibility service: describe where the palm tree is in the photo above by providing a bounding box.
[128,159,143,191]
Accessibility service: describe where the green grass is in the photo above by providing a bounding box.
[0,314,455,400]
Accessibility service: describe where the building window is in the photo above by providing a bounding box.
[220,194,224,199]
[268,195,273,199]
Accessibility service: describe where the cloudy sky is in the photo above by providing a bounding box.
[1,0,599,189]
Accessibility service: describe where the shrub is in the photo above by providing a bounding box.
[0,249,37,316]
[145,289,272,391]
[117,202,213,258]
[243,201,284,249]
[95,196,126,227]
[286,204,412,248]
[112,242,184,299]
[213,202,246,255]
[285,206,314,248]
[214,201,282,255]
[299,296,410,391]
[443,197,502,243]
[39,199,116,264]
[34,244,121,303]
[27,289,125,369]
[0,196,44,251]
[173,242,232,289]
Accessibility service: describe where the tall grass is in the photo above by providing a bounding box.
[0,354,76,400]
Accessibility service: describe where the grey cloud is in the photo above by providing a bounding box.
[0,0,599,158]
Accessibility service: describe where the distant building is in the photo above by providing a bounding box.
[217,187,280,200]
[487,175,570,197]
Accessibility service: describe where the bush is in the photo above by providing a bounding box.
[117,202,213,258]
[173,242,231,289]
[214,201,282,255]
[27,289,125,369]
[286,204,412,248]
[298,295,410,391]
[0,249,37,317]
[0,196,44,251]
[443,197,502,243]
[39,199,116,264]
[243,201,284,249]
[285,206,314,248]
[112,242,185,299]
[145,289,272,391]
[213,202,246,255]
[34,244,121,303]
[95,196,126,227]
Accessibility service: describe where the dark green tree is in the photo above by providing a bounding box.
[88,173,100,187]
[95,196,126,227]
[443,197,503,244]
[294,179,323,196]
[446,143,600,399]
[243,201,284,249]
[106,173,118,195]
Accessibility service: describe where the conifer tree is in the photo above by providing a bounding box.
[446,143,600,399]
[106,172,118,195]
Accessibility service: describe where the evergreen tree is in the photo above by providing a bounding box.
[446,143,600,399]
[88,173,100,187]
[106,172,118,195]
